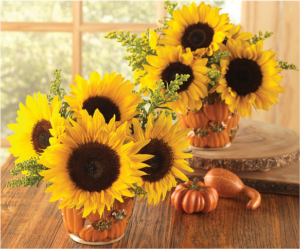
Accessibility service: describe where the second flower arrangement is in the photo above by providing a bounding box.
[106,1,297,149]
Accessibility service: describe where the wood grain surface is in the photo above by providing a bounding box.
[188,119,299,171]
[1,155,299,248]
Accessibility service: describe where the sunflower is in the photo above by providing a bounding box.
[149,29,159,50]
[65,72,142,125]
[39,109,153,217]
[216,39,286,117]
[223,24,253,45]
[131,113,193,206]
[140,45,209,115]
[7,93,67,164]
[160,2,233,56]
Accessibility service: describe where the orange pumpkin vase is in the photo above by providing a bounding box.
[178,94,240,149]
[62,197,135,244]
[171,178,218,214]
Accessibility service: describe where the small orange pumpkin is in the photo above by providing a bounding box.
[62,207,85,233]
[79,225,109,242]
[188,131,208,147]
[171,178,218,214]
[202,101,232,122]
[177,113,189,129]
[178,94,240,148]
[77,197,135,242]
[185,111,209,128]
[206,131,230,148]
[225,114,240,142]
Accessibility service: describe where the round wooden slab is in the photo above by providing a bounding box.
[187,119,299,171]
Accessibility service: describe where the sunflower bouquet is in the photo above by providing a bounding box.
[106,1,298,149]
[7,69,194,243]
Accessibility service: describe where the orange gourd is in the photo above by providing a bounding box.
[204,168,261,210]
[62,207,85,233]
[171,178,218,214]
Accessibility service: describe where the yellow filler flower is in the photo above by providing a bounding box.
[132,113,194,206]
[65,72,142,124]
[39,109,153,217]
[8,93,67,164]
[216,39,286,117]
[160,2,233,56]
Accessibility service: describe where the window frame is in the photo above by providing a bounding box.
[1,1,166,147]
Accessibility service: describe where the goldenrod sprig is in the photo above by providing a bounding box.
[279,61,299,71]
[248,30,273,45]
[154,1,178,32]
[104,29,154,85]
[206,51,231,67]
[135,74,189,131]
[165,1,178,16]
[208,68,222,91]
[129,183,148,195]
[47,69,73,118]
[6,157,48,188]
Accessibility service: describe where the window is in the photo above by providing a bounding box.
[1,0,242,151]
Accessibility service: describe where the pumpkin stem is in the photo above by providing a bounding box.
[191,177,199,190]
[92,220,112,232]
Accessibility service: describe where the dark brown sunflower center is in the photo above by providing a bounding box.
[181,23,215,51]
[222,37,228,45]
[139,138,174,183]
[31,119,52,154]
[161,62,194,92]
[67,142,121,192]
[82,96,121,123]
[225,58,263,96]
[86,160,103,179]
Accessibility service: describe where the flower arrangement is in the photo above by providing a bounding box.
[7,66,193,242]
[105,1,298,149]
[7,68,193,203]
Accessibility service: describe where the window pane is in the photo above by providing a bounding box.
[175,1,241,24]
[1,32,72,137]
[83,1,158,23]
[1,1,72,22]
[82,33,134,83]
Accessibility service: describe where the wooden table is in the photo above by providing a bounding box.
[2,155,299,248]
